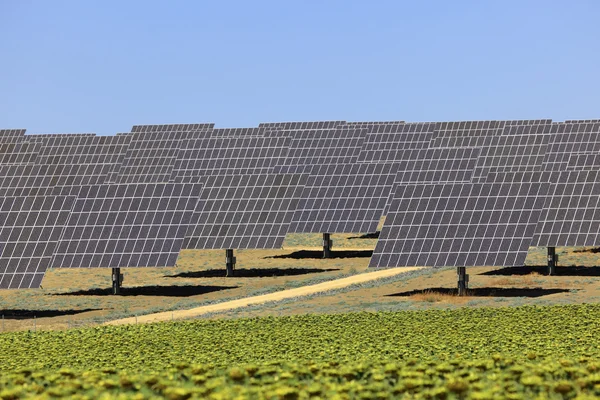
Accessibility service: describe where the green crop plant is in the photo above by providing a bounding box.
[0,304,599,398]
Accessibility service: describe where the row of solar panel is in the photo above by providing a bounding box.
[2,118,600,289]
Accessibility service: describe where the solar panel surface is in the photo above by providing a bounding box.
[51,183,202,268]
[0,195,75,288]
[371,172,549,268]
[183,173,306,249]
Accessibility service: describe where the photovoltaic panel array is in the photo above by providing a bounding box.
[0,129,26,143]
[51,183,202,268]
[183,174,306,249]
[0,140,41,166]
[0,135,132,197]
[471,124,555,182]
[394,147,482,184]
[0,195,75,288]
[357,123,438,163]
[273,127,367,174]
[131,123,215,133]
[541,123,600,172]
[173,135,290,179]
[258,121,345,130]
[289,163,398,233]
[110,130,195,184]
[370,172,549,268]
[532,170,600,247]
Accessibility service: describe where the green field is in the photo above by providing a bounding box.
[1,304,600,399]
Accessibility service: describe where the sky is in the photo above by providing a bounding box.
[1,1,599,135]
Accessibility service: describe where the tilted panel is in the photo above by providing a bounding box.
[111,130,193,184]
[542,123,600,172]
[258,121,345,130]
[0,129,26,143]
[357,122,438,163]
[533,170,600,247]
[394,147,481,184]
[0,195,75,288]
[131,123,215,133]
[173,136,290,179]
[470,124,555,181]
[184,173,306,249]
[370,174,548,268]
[0,141,41,165]
[51,183,202,268]
[277,128,367,168]
[289,163,398,233]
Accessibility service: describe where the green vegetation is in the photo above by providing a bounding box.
[0,304,599,398]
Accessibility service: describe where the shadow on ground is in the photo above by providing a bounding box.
[348,232,380,239]
[482,265,600,277]
[573,247,600,253]
[386,287,571,298]
[266,250,373,259]
[0,309,101,319]
[166,267,340,278]
[51,285,238,297]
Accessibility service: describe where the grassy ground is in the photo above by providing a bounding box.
[198,246,600,320]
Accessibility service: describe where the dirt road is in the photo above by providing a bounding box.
[105,267,424,326]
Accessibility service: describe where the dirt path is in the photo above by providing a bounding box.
[105,267,424,326]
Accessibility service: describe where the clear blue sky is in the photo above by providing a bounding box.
[1,1,599,135]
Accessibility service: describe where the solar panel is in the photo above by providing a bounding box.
[532,170,600,247]
[0,195,75,288]
[563,119,600,124]
[51,182,202,268]
[173,135,290,179]
[0,135,132,197]
[566,152,600,171]
[0,141,41,166]
[357,122,438,163]
[208,127,268,137]
[470,124,555,182]
[183,173,306,249]
[131,123,215,133]
[258,121,345,129]
[542,123,600,172]
[273,128,367,173]
[0,129,26,143]
[342,121,406,127]
[110,130,195,184]
[394,147,481,184]
[370,172,549,268]
[289,162,398,233]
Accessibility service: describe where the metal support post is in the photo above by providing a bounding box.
[457,267,469,296]
[323,233,333,259]
[547,246,557,276]
[226,249,236,277]
[112,267,123,295]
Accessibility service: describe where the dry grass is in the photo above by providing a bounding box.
[489,272,543,287]
[409,290,471,304]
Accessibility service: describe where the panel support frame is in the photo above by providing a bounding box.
[457,266,469,296]
[547,246,557,276]
[226,249,236,277]
[323,233,333,259]
[112,267,123,295]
